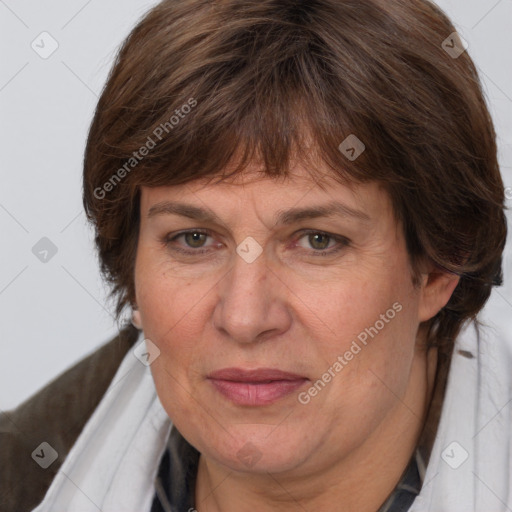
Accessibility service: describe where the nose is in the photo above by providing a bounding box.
[212,249,292,344]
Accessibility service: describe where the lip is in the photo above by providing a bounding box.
[207,368,308,406]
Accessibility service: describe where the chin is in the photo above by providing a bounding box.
[201,425,313,474]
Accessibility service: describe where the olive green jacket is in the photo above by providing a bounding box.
[0,325,140,512]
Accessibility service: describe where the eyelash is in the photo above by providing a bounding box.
[162,229,350,257]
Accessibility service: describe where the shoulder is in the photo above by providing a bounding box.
[0,324,139,512]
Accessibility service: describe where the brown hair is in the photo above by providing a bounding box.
[83,0,507,357]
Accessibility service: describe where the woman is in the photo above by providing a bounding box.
[1,0,510,510]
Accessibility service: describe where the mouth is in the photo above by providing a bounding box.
[207,368,309,406]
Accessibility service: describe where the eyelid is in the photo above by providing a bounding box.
[163,228,218,253]
[162,228,351,256]
[290,229,351,254]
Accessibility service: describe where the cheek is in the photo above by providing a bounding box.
[312,308,419,448]
[135,254,209,335]
[304,271,410,349]
[135,268,216,406]
[138,270,213,420]
[309,271,420,402]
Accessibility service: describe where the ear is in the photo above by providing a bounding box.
[131,308,143,330]
[418,266,460,323]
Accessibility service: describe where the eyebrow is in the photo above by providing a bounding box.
[276,201,371,225]
[147,200,371,225]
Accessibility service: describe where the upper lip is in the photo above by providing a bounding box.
[208,368,307,382]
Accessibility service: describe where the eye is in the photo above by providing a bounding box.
[300,232,333,250]
[181,231,209,248]
[294,230,350,256]
[163,229,218,254]
[162,228,350,258]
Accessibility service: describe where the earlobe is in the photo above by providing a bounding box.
[131,308,143,330]
[418,269,460,322]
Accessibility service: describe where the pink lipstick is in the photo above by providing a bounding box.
[208,368,308,406]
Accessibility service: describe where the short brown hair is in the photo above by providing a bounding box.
[83,0,507,356]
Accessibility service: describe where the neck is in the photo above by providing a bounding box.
[195,338,438,512]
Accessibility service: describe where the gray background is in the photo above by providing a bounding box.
[1,0,511,410]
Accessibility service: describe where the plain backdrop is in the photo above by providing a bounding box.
[1,0,511,410]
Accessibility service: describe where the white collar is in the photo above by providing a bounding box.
[33,320,512,511]
[32,330,172,511]
[410,320,512,511]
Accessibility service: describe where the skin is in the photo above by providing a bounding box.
[134,162,459,512]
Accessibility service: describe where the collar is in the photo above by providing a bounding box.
[151,427,424,512]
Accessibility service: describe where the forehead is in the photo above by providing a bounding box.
[139,163,394,224]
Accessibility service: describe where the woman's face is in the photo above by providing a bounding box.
[134,163,435,476]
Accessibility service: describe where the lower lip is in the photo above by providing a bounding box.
[209,378,308,406]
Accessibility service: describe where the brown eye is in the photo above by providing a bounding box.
[308,233,331,250]
[163,229,217,255]
[294,230,350,257]
[184,232,208,248]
